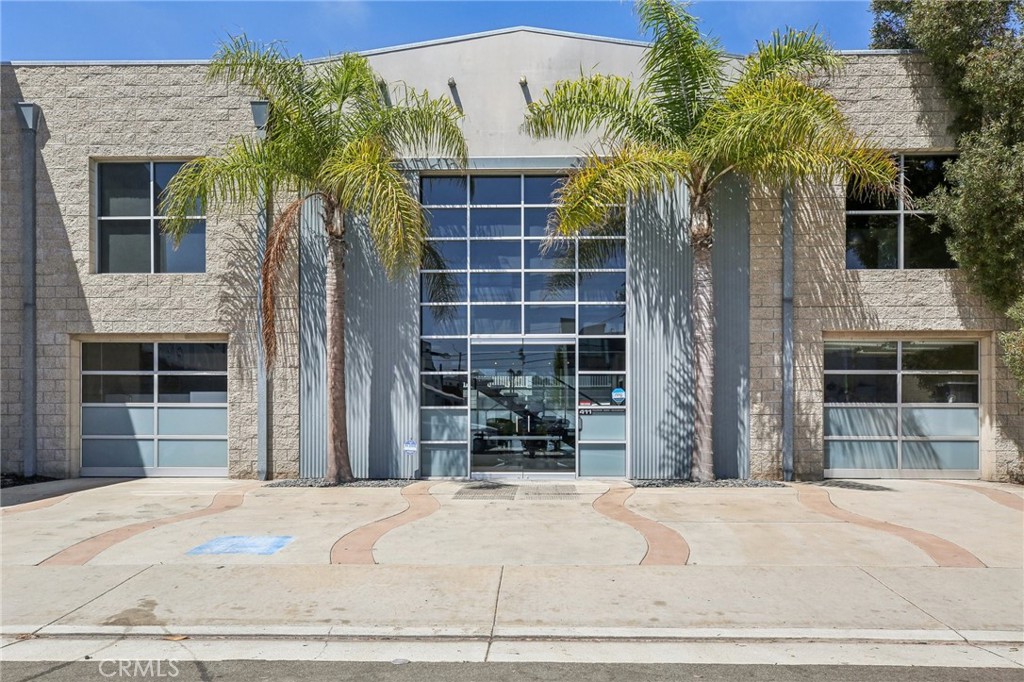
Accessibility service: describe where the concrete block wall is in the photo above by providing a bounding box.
[751,52,1023,480]
[0,63,302,479]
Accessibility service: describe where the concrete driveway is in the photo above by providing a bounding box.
[1,477,1021,668]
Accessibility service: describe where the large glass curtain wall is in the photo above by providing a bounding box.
[419,175,627,477]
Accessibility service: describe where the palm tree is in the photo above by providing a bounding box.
[162,37,467,482]
[523,0,899,481]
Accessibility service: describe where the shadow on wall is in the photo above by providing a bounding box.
[0,72,90,479]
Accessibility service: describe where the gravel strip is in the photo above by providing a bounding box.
[631,479,788,488]
[265,478,414,488]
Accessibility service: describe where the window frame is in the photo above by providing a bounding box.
[844,153,957,270]
[94,160,206,275]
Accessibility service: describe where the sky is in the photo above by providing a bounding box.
[0,0,876,62]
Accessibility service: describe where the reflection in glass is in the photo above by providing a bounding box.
[525,272,574,301]
[845,215,898,269]
[423,240,467,270]
[470,176,520,205]
[525,239,573,269]
[823,374,898,403]
[579,272,626,302]
[425,208,467,238]
[421,338,468,372]
[578,374,626,406]
[154,162,201,215]
[902,341,977,371]
[420,273,467,303]
[824,407,897,436]
[579,305,626,335]
[902,441,978,469]
[524,305,575,334]
[470,272,520,302]
[470,240,520,270]
[845,176,897,211]
[158,343,227,372]
[99,163,150,216]
[471,305,521,334]
[578,239,626,269]
[903,155,954,202]
[421,177,467,205]
[825,441,898,469]
[524,176,565,204]
[579,338,626,371]
[158,375,228,403]
[904,214,956,269]
[470,343,575,473]
[83,343,154,372]
[824,342,897,371]
[99,220,151,273]
[470,208,520,237]
[155,220,205,273]
[421,374,468,406]
[902,374,978,403]
[421,305,467,336]
[82,375,155,403]
[524,207,555,237]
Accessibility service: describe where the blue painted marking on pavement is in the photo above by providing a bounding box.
[187,536,294,555]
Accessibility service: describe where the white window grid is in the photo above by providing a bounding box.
[95,160,206,274]
[418,174,629,463]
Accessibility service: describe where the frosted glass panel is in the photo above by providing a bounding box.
[902,408,979,437]
[825,441,897,469]
[158,440,228,467]
[420,409,468,441]
[158,407,227,436]
[902,441,979,469]
[580,443,626,476]
[824,407,897,437]
[82,407,154,436]
[581,411,626,441]
[421,444,468,477]
[82,439,155,468]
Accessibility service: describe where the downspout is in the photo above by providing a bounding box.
[17,102,39,478]
[781,185,795,481]
[252,101,270,481]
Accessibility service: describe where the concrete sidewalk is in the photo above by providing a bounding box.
[1,478,1021,667]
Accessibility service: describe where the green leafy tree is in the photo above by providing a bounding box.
[162,37,467,482]
[871,1,1024,401]
[524,0,899,480]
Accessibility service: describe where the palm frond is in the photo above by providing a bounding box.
[375,84,468,163]
[320,136,426,277]
[742,27,844,83]
[636,0,726,135]
[260,195,306,367]
[523,74,676,147]
[553,144,691,236]
[207,34,307,104]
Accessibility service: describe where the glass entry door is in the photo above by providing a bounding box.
[470,342,576,474]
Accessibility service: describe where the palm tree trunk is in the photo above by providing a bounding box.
[325,209,354,483]
[690,203,715,482]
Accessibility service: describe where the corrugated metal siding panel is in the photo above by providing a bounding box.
[344,215,420,479]
[628,186,694,479]
[711,176,751,479]
[299,196,327,478]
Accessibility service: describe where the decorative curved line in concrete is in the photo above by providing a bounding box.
[592,486,690,565]
[1,492,75,516]
[927,481,1024,512]
[38,482,262,566]
[795,485,986,568]
[330,481,440,565]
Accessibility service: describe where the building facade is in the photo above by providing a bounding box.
[2,28,1021,482]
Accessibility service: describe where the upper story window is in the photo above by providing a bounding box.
[97,162,205,273]
[845,154,957,270]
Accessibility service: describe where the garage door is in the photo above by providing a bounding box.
[823,340,980,478]
[80,342,228,477]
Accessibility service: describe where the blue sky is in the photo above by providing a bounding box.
[1,1,876,61]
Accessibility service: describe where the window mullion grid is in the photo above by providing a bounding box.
[149,162,156,274]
